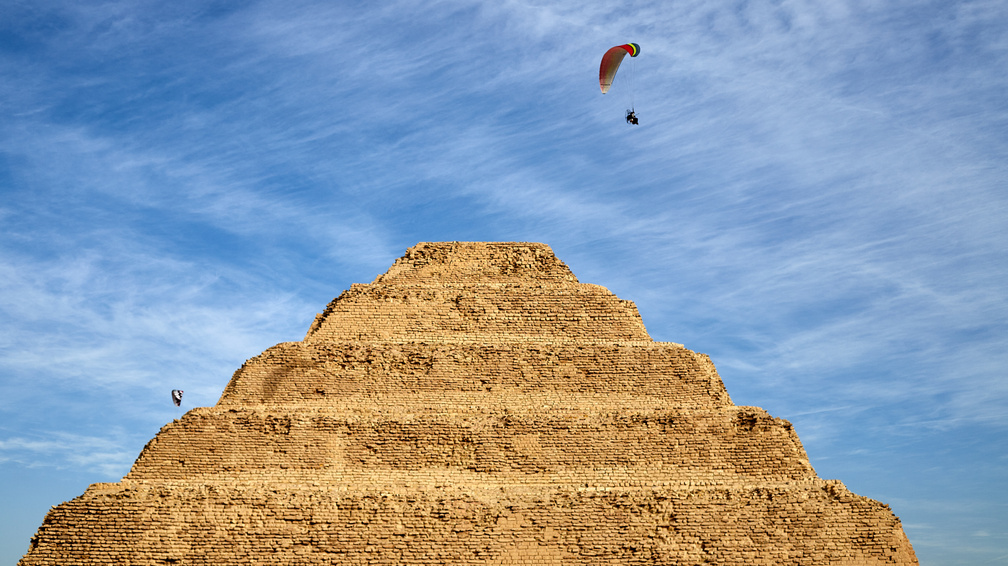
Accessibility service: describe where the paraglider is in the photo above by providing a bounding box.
[172,389,183,407]
[599,43,640,94]
[599,43,641,124]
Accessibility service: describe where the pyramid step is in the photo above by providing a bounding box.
[305,284,651,342]
[220,341,729,407]
[374,241,580,285]
[23,480,915,566]
[126,406,814,483]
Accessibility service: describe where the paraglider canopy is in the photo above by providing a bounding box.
[172,389,183,407]
[599,43,640,94]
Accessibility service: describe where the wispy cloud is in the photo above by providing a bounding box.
[0,431,137,479]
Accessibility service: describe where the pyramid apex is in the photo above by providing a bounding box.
[374,241,579,285]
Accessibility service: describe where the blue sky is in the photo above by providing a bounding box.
[1,1,1005,564]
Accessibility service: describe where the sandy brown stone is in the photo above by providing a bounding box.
[19,242,917,565]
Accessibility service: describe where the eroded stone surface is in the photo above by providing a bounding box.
[19,242,917,565]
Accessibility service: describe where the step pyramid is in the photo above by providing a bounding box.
[20,242,918,565]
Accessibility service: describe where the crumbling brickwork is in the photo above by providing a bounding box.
[19,242,917,565]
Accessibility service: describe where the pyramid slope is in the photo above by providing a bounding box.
[19,242,917,566]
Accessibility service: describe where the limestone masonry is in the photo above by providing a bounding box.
[20,242,917,565]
